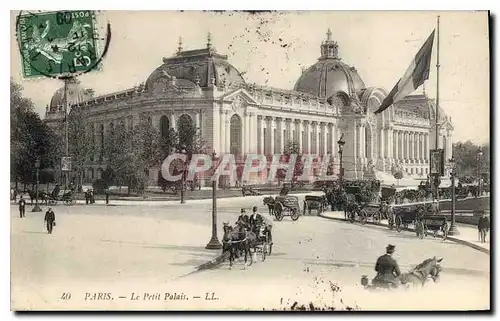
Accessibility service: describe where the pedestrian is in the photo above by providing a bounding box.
[85,189,89,205]
[478,213,489,243]
[90,189,95,204]
[105,189,109,205]
[18,196,26,218]
[44,208,56,234]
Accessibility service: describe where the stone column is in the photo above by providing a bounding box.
[269,117,275,155]
[224,111,230,155]
[358,123,365,160]
[170,114,177,131]
[331,124,337,158]
[314,122,320,155]
[404,131,409,162]
[322,123,328,157]
[298,120,304,152]
[380,126,385,161]
[219,109,225,153]
[304,121,311,154]
[241,113,247,156]
[410,132,415,162]
[287,119,293,147]
[248,112,255,154]
[425,133,430,161]
[258,116,264,154]
[195,111,201,131]
[278,119,284,154]
[394,130,398,161]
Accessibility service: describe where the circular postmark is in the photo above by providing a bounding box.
[15,10,112,80]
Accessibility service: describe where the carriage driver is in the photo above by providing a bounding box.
[374,244,401,288]
[250,206,273,244]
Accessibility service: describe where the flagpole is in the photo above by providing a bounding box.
[433,15,442,212]
[435,15,440,150]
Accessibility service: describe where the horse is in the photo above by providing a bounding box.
[24,189,49,206]
[263,196,276,216]
[222,222,257,269]
[400,257,443,288]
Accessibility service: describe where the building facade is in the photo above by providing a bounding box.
[45,30,454,186]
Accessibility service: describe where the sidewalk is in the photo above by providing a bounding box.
[320,211,490,254]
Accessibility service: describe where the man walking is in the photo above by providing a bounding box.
[478,213,490,243]
[18,196,26,218]
[44,208,56,234]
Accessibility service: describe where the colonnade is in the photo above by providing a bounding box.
[392,130,430,164]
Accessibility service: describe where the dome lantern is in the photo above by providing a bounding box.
[320,28,339,60]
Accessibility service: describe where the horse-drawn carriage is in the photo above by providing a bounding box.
[393,207,417,232]
[263,195,301,221]
[45,190,76,206]
[420,215,449,240]
[222,222,272,268]
[303,195,327,215]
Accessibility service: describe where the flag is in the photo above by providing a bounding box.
[374,30,435,114]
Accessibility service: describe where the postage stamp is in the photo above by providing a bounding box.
[16,10,104,78]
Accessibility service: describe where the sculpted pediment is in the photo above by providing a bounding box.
[222,88,261,107]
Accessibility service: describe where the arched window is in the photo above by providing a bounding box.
[178,114,194,147]
[160,115,170,140]
[230,114,242,156]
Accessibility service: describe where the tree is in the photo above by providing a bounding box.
[104,117,161,195]
[453,141,490,181]
[282,141,303,185]
[10,79,61,188]
[68,106,94,189]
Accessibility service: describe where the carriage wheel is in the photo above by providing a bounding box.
[274,203,284,221]
[303,202,307,216]
[348,211,355,224]
[291,208,300,221]
[373,212,381,224]
[359,210,368,225]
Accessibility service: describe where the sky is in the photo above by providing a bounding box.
[10,11,490,144]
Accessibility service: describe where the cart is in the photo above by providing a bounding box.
[303,195,327,215]
[422,215,449,240]
[46,190,76,206]
[274,195,301,221]
[394,207,417,232]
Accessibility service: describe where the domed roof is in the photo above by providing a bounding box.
[49,79,94,112]
[294,29,366,99]
[145,35,245,91]
[394,94,447,121]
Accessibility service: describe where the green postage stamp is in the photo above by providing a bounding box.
[17,10,101,78]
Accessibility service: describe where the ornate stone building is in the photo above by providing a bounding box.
[45,30,454,185]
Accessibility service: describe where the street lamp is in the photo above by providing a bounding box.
[337,133,345,182]
[477,147,483,196]
[178,145,187,204]
[32,158,42,212]
[448,156,459,236]
[206,150,222,250]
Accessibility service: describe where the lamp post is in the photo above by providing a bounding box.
[206,150,222,250]
[178,145,187,204]
[477,147,483,196]
[448,156,459,235]
[337,134,345,182]
[32,158,42,212]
